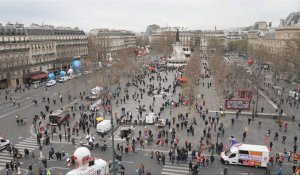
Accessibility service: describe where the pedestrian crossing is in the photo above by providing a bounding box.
[161,156,191,175]
[0,137,38,171]
[14,137,38,151]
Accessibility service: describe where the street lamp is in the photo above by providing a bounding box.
[252,101,255,120]
[64,122,67,141]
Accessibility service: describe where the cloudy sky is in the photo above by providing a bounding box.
[0,0,299,32]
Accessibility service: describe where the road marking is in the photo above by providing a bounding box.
[49,167,70,170]
[162,168,188,173]
[161,172,187,175]
[0,155,13,160]
[15,143,38,148]
[0,86,73,119]
[163,165,189,170]
[122,161,134,164]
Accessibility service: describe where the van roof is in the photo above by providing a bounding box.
[231,144,269,152]
[98,120,111,125]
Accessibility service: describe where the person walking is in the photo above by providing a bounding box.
[265,161,272,175]
[277,168,284,175]
[59,133,62,142]
[242,131,247,142]
[189,161,193,173]
[6,162,11,175]
[59,94,62,103]
[282,136,287,144]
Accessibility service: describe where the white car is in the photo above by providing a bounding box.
[67,75,74,80]
[0,137,10,150]
[58,76,68,83]
[46,80,56,87]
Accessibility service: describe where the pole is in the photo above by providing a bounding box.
[111,104,116,175]
[255,67,262,114]
[64,123,67,141]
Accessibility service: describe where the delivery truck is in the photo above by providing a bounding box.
[220,143,270,168]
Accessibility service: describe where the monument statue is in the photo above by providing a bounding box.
[176,29,180,42]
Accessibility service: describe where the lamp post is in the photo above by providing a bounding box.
[110,104,116,175]
[51,126,53,140]
[252,101,255,120]
[64,122,67,141]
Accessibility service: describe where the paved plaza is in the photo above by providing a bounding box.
[0,55,298,175]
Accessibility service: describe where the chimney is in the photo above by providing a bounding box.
[269,22,272,27]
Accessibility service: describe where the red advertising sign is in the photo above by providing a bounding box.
[225,98,251,110]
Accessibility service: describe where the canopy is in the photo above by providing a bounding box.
[96,117,104,122]
[178,77,188,82]
[31,73,48,80]
[148,67,156,71]
[247,59,254,65]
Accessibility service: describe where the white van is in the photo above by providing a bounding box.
[96,120,112,135]
[145,113,157,124]
[220,143,269,167]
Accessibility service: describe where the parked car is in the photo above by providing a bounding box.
[58,76,68,83]
[48,109,70,125]
[0,137,10,150]
[46,80,56,87]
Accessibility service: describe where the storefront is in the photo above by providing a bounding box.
[24,72,48,84]
[0,79,8,89]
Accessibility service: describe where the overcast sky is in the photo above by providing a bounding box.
[0,0,299,32]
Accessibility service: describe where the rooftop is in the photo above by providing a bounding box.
[0,22,85,36]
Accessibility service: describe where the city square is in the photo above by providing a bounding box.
[0,1,300,175]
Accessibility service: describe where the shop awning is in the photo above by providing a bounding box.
[31,73,48,80]
[148,67,156,71]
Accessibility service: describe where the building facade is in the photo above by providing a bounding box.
[248,13,300,55]
[247,12,300,79]
[89,28,136,61]
[0,23,29,88]
[150,27,192,52]
[199,30,225,54]
[0,23,88,88]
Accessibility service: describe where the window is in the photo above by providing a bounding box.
[229,153,236,158]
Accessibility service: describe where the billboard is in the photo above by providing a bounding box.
[225,98,251,110]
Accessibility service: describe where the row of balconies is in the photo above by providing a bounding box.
[32,51,56,56]
[0,54,88,74]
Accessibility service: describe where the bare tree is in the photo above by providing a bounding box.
[183,48,201,111]
[227,39,248,53]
